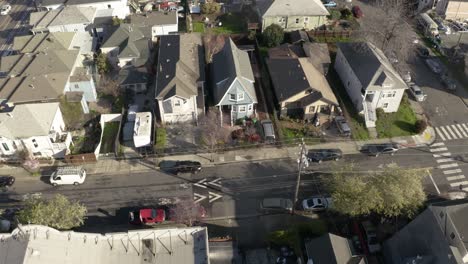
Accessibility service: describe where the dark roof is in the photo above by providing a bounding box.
[305,233,364,264]
[268,43,306,59]
[266,58,310,102]
[289,30,309,44]
[119,66,148,86]
[303,42,330,74]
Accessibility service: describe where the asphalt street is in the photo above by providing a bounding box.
[0,0,34,55]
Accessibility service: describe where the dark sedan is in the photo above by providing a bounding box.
[160,160,202,175]
[360,143,399,157]
[0,176,15,187]
[307,149,343,163]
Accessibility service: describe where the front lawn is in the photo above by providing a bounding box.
[100,122,120,154]
[375,95,418,138]
[59,97,84,129]
[193,21,205,33]
[154,127,167,152]
[211,12,246,34]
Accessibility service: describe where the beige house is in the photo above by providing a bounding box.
[256,0,328,32]
[266,57,338,120]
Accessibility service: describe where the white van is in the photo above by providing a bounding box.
[418,13,439,37]
[50,167,87,186]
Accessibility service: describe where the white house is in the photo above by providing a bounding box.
[334,42,407,128]
[133,112,152,148]
[0,103,72,159]
[130,11,178,42]
[155,34,205,124]
[35,0,130,19]
[29,6,96,34]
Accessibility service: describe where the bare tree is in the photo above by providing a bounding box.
[170,198,206,226]
[197,111,230,161]
[203,33,225,63]
[355,0,418,68]
[98,76,121,98]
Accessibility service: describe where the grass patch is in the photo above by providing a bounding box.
[211,12,246,34]
[193,21,205,33]
[100,122,120,154]
[59,97,84,128]
[154,127,167,152]
[375,95,418,138]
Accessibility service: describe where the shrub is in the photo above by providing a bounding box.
[340,8,353,19]
[328,10,341,20]
[415,119,428,134]
[201,2,221,14]
[262,24,284,47]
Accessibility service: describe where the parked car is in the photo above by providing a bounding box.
[361,221,381,253]
[307,149,343,163]
[334,116,351,137]
[360,143,399,157]
[323,1,337,7]
[0,176,15,187]
[160,160,202,175]
[352,6,363,18]
[407,82,427,102]
[50,166,86,186]
[0,5,11,15]
[416,45,430,57]
[129,207,167,225]
[424,58,442,74]
[302,196,332,211]
[441,74,457,91]
[260,198,293,213]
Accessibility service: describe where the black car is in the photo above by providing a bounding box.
[307,149,343,163]
[160,160,202,175]
[360,143,399,157]
[0,176,15,187]
[416,45,430,58]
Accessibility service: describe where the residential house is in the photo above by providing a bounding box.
[303,42,331,75]
[0,224,209,264]
[131,11,178,42]
[100,24,151,68]
[334,42,407,128]
[383,200,468,264]
[0,102,72,159]
[256,0,328,32]
[266,57,338,120]
[305,233,367,264]
[267,43,306,59]
[34,0,130,19]
[29,6,97,34]
[436,0,468,20]
[211,38,256,126]
[118,66,149,92]
[155,34,205,124]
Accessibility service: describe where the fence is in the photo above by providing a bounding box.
[64,153,97,165]
[308,30,352,40]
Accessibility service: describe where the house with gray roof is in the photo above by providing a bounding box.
[305,233,367,264]
[34,0,130,19]
[0,102,72,159]
[155,33,205,124]
[266,57,338,120]
[131,11,178,42]
[211,37,256,126]
[13,32,95,56]
[100,24,151,68]
[29,6,96,34]
[334,42,407,128]
[383,200,468,264]
[256,0,328,32]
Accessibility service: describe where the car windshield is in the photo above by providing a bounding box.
[414,90,422,95]
[151,209,157,218]
[307,199,315,207]
[368,236,378,245]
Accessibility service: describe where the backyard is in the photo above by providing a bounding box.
[59,97,85,130]
[100,122,120,154]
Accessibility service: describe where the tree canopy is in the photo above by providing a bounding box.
[17,194,87,230]
[262,24,284,48]
[201,2,221,14]
[323,164,426,217]
[96,53,111,74]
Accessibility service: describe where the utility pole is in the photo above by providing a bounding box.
[293,138,308,214]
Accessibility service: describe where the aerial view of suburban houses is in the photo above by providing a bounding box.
[3,0,468,263]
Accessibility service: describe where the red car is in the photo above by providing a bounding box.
[352,6,363,18]
[129,208,166,225]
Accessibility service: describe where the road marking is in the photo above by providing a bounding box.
[440,126,452,140]
[430,147,449,152]
[447,175,466,181]
[435,128,447,141]
[450,181,468,187]
[194,193,207,203]
[431,142,445,147]
[208,191,223,203]
[451,125,463,138]
[445,125,458,139]
[433,152,451,158]
[439,163,459,169]
[207,178,222,188]
[462,123,468,134]
[456,124,468,137]
[436,158,455,163]
[444,169,462,174]
[194,179,207,188]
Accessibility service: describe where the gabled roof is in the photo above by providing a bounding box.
[211,38,256,105]
[337,42,406,90]
[268,43,306,59]
[303,42,330,74]
[13,32,75,53]
[131,12,178,37]
[305,233,366,264]
[102,24,150,66]
[257,0,329,17]
[29,6,96,30]
[119,66,148,86]
[0,102,59,138]
[155,34,204,100]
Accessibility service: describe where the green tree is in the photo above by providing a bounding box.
[112,17,124,25]
[201,2,221,14]
[328,10,341,20]
[262,24,284,48]
[96,52,110,74]
[323,164,426,217]
[17,194,87,230]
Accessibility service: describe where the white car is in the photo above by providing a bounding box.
[408,82,427,102]
[0,5,11,15]
[302,196,332,212]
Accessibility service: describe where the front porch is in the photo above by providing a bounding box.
[218,105,256,127]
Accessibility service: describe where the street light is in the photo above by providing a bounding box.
[292,138,308,214]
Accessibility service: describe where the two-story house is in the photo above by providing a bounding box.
[256,0,328,32]
[34,0,130,19]
[211,37,257,126]
[155,34,205,124]
[334,42,407,128]
[29,6,97,34]
[0,102,72,159]
[130,11,178,42]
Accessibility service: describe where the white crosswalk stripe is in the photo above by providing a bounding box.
[435,127,447,141]
[447,175,466,181]
[462,123,468,133]
[450,181,468,187]
[434,123,468,141]
[433,152,451,158]
[439,163,459,169]
[444,169,463,174]
[436,158,455,163]
[430,147,448,152]
[439,126,452,140]
[457,124,468,137]
[451,125,463,138]
[431,142,445,147]
[445,125,458,139]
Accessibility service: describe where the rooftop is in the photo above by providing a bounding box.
[131,11,178,27]
[30,6,96,30]
[257,0,329,17]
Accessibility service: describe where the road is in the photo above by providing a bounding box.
[0,0,35,55]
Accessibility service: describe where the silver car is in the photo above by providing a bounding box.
[408,82,427,102]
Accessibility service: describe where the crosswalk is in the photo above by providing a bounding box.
[430,142,468,191]
[435,123,468,141]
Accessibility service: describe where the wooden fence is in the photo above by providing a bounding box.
[308,30,352,39]
[64,153,97,165]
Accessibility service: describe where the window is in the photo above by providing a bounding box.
[12,141,17,150]
[450,232,455,240]
[383,103,389,109]
[239,106,246,112]
[232,105,237,112]
[304,17,309,22]
[248,104,253,111]
[309,106,316,113]
[1,143,9,151]
[295,18,300,24]
[174,100,180,106]
[32,139,38,148]
[229,94,236,101]
[74,84,79,89]
[278,17,286,23]
[108,4,111,8]
[237,93,244,101]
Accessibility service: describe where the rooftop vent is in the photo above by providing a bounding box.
[166,59,170,62]
[165,75,169,78]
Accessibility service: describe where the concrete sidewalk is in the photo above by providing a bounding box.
[0,127,436,178]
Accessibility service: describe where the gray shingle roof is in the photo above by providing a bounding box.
[29,6,96,30]
[257,0,329,17]
[305,233,365,264]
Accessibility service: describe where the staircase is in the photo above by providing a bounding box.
[363,101,377,128]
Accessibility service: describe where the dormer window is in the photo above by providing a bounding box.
[229,94,236,101]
